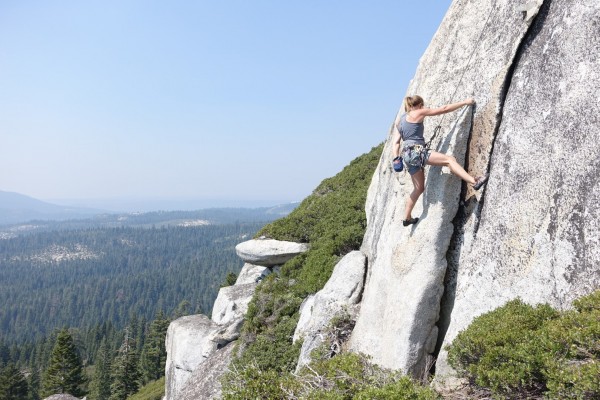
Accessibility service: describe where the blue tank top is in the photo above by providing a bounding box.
[398,113,425,146]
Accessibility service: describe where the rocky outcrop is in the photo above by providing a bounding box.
[435,0,600,381]
[43,395,80,400]
[165,315,219,399]
[235,263,271,284]
[350,0,600,382]
[293,251,366,371]
[165,238,308,399]
[211,282,258,325]
[235,238,309,266]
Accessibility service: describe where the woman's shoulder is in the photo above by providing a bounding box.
[405,111,424,124]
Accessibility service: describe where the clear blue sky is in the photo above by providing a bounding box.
[0,1,452,210]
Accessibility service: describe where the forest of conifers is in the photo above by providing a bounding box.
[0,218,269,344]
[0,209,284,398]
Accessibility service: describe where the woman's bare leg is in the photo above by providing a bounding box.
[427,151,476,185]
[405,170,425,220]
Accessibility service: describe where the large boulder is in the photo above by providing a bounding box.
[235,238,309,266]
[435,0,600,381]
[293,251,366,371]
[349,0,547,376]
[43,395,80,400]
[211,282,257,325]
[164,315,219,400]
[177,343,235,400]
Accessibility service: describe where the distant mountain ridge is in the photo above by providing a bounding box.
[0,190,299,228]
[0,190,105,226]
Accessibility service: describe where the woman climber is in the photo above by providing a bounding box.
[392,95,488,227]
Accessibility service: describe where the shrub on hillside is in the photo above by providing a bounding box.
[446,290,600,399]
[222,352,440,400]
[294,353,440,399]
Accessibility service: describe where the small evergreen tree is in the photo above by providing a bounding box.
[173,300,191,319]
[220,272,238,287]
[27,366,40,400]
[89,339,112,400]
[109,329,141,400]
[41,329,85,398]
[0,363,30,400]
[140,312,170,383]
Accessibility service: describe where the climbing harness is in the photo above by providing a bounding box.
[403,144,427,169]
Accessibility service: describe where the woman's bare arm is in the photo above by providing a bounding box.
[392,126,402,158]
[417,98,475,117]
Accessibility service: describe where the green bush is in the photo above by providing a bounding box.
[447,290,600,399]
[354,377,441,400]
[221,362,297,400]
[295,353,440,400]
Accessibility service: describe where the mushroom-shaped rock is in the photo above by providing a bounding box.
[294,250,367,371]
[235,239,309,266]
[211,282,257,325]
[165,314,219,400]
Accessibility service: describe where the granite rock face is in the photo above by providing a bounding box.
[177,343,235,400]
[349,0,599,381]
[235,238,309,266]
[43,395,80,400]
[164,315,219,400]
[211,282,258,325]
[435,0,600,380]
[350,0,589,376]
[235,263,271,285]
[293,251,366,371]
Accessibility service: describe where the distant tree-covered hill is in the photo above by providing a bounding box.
[0,221,266,343]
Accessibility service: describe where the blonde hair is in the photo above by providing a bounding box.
[403,95,424,112]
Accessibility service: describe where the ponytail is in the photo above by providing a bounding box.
[403,95,424,112]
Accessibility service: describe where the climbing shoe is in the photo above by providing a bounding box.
[403,217,419,227]
[473,174,489,191]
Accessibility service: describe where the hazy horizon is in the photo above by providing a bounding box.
[46,195,300,212]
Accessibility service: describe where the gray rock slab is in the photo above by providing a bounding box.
[211,282,257,325]
[43,395,80,400]
[436,0,600,381]
[164,314,219,400]
[235,263,271,285]
[349,0,543,377]
[235,239,309,266]
[178,343,235,400]
[294,251,366,371]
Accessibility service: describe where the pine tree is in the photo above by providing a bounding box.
[140,311,170,383]
[27,366,40,400]
[109,329,141,400]
[89,339,112,400]
[41,329,85,398]
[173,300,191,318]
[0,363,30,400]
